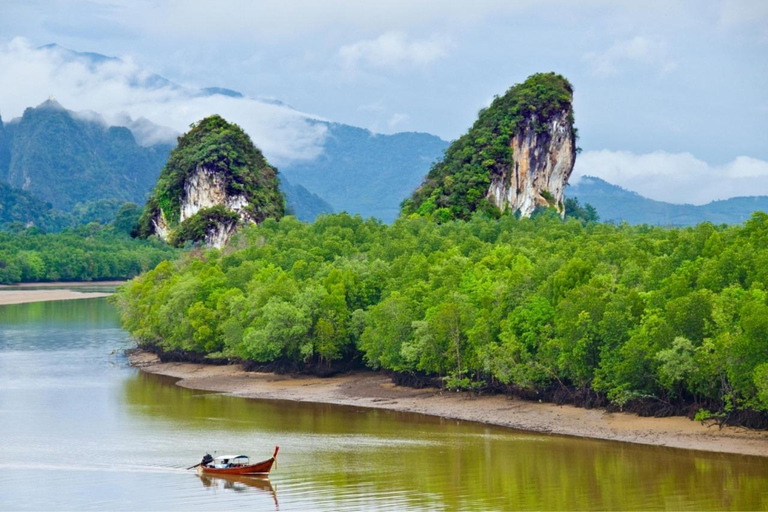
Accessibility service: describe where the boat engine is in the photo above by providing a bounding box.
[201,454,213,467]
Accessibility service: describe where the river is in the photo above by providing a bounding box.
[0,296,766,510]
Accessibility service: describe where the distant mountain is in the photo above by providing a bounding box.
[201,87,244,98]
[40,44,179,91]
[280,177,334,221]
[568,176,768,225]
[0,180,70,231]
[0,115,9,175]
[2,99,172,211]
[280,122,448,222]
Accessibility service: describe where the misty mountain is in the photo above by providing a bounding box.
[280,123,449,222]
[280,177,334,220]
[0,100,331,226]
[1,99,172,211]
[568,176,768,226]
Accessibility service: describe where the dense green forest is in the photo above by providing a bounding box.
[402,73,575,221]
[114,212,768,423]
[0,225,176,284]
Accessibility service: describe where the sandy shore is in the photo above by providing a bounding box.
[0,281,125,289]
[0,286,115,305]
[130,350,768,457]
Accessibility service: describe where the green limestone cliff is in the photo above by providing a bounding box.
[136,115,284,247]
[402,73,576,221]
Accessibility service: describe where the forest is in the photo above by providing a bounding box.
[0,223,177,284]
[113,211,768,424]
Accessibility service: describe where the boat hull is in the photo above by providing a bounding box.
[200,457,275,475]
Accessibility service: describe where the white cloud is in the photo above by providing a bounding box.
[719,0,768,28]
[0,37,327,165]
[584,36,676,77]
[339,32,451,69]
[573,150,768,204]
[387,113,409,128]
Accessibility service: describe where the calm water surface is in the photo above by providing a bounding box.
[0,296,766,510]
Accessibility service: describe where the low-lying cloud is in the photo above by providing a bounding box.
[0,38,327,165]
[573,150,768,204]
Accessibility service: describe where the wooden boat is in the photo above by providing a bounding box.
[192,446,279,475]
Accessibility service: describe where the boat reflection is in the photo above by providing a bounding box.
[197,473,278,508]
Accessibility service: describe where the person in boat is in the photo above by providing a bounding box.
[200,454,214,468]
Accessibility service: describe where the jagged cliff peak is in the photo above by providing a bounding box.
[36,97,65,110]
[135,115,285,247]
[402,72,577,221]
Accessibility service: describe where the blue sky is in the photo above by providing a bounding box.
[1,0,767,203]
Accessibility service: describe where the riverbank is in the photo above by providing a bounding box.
[0,282,121,305]
[129,350,768,457]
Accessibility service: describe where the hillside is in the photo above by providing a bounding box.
[403,73,576,221]
[280,177,334,220]
[280,123,448,222]
[0,181,70,231]
[136,115,284,247]
[569,176,768,225]
[2,100,172,211]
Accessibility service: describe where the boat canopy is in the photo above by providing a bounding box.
[214,455,248,461]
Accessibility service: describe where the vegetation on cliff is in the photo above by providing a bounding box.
[135,115,284,242]
[115,211,768,424]
[402,73,575,222]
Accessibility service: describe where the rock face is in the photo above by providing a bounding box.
[486,110,575,217]
[402,72,576,221]
[136,115,284,248]
[180,166,250,221]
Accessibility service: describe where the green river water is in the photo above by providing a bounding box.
[0,295,766,510]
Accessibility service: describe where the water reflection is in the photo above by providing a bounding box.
[197,474,278,508]
[121,370,768,511]
[2,297,768,511]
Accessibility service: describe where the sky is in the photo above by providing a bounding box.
[0,0,767,204]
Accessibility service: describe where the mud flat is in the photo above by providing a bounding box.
[129,350,768,457]
[0,282,121,305]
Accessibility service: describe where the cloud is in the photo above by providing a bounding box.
[339,32,451,70]
[573,150,768,204]
[584,36,676,77]
[387,113,409,128]
[0,37,327,165]
[719,0,768,40]
[719,0,768,28]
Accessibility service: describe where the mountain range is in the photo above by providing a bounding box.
[567,176,768,226]
[0,44,766,231]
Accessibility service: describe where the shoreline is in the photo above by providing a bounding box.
[0,283,120,305]
[0,280,125,289]
[129,350,768,458]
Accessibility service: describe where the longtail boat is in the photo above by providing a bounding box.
[190,446,279,475]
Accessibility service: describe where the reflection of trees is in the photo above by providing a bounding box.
[121,371,768,510]
[0,296,119,326]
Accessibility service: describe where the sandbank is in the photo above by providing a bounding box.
[0,285,116,305]
[129,350,768,458]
